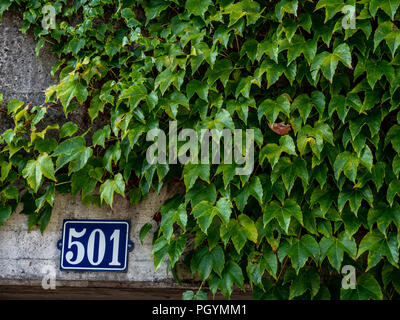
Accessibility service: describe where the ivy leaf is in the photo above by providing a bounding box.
[183,164,210,190]
[0,161,11,182]
[275,0,298,20]
[186,80,208,101]
[99,173,125,208]
[35,183,55,211]
[0,205,12,227]
[334,151,359,183]
[205,59,232,87]
[393,155,400,178]
[257,40,279,63]
[57,77,88,112]
[185,0,212,17]
[374,21,393,51]
[338,185,374,215]
[160,198,187,240]
[357,230,399,271]
[53,136,86,156]
[22,153,56,192]
[385,29,400,58]
[71,166,97,199]
[220,219,247,253]
[88,93,105,121]
[247,258,265,289]
[68,147,93,174]
[297,124,333,158]
[271,157,309,194]
[385,125,400,153]
[315,0,345,22]
[341,273,383,300]
[216,197,232,224]
[369,0,400,19]
[328,95,348,123]
[152,236,169,272]
[382,262,400,295]
[292,94,313,124]
[37,204,53,234]
[280,135,297,156]
[259,144,282,168]
[310,187,336,216]
[234,176,263,211]
[191,201,216,234]
[319,233,357,271]
[240,39,258,63]
[92,126,111,148]
[182,290,209,300]
[311,44,352,83]
[185,182,216,208]
[287,235,320,274]
[139,223,153,245]
[264,199,303,233]
[387,179,400,207]
[255,59,285,88]
[258,94,291,125]
[213,260,244,299]
[68,38,85,55]
[0,1,12,19]
[262,247,278,280]
[238,214,258,243]
[119,84,147,109]
[367,202,400,236]
[286,267,320,300]
[59,122,78,139]
[167,235,186,267]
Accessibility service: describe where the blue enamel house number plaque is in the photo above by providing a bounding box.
[58,220,134,271]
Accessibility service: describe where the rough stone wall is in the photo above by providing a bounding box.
[0,12,56,105]
[0,12,179,286]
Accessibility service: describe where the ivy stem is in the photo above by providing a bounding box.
[276,256,288,281]
[55,181,71,186]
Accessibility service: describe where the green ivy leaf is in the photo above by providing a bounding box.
[22,153,56,192]
[368,202,400,236]
[99,173,125,208]
[0,205,12,227]
[334,151,359,183]
[183,164,210,191]
[311,43,352,83]
[139,223,153,245]
[59,122,78,139]
[264,199,303,233]
[287,235,320,274]
[286,267,320,300]
[57,77,88,112]
[358,230,399,271]
[319,232,357,271]
[340,273,383,300]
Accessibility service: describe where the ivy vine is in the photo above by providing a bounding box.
[1,0,400,300]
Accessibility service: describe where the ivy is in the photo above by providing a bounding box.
[1,0,400,300]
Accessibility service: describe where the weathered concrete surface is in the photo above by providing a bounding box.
[0,12,56,105]
[0,184,181,284]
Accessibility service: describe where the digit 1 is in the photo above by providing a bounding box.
[109,229,121,266]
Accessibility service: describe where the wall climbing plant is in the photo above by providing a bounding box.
[0,0,400,300]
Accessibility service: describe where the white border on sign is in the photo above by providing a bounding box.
[60,220,130,271]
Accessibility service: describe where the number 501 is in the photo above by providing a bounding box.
[65,228,122,266]
[59,220,131,271]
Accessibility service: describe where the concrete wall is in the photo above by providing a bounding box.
[0,12,56,105]
[0,12,181,289]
